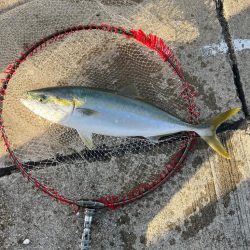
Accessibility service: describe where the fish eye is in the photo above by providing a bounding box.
[39,95,47,103]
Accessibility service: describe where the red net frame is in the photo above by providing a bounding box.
[0,24,200,210]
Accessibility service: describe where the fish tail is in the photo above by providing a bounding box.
[195,107,241,159]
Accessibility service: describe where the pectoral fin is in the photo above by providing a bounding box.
[76,108,99,116]
[77,130,94,149]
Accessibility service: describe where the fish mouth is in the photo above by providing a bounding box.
[20,90,42,108]
[21,91,36,101]
[21,90,49,106]
[20,98,33,108]
[23,90,40,100]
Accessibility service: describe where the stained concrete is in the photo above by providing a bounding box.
[0,1,249,250]
[223,0,250,114]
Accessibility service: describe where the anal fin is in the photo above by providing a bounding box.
[146,135,162,143]
[77,130,95,149]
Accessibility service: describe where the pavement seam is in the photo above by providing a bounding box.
[215,0,249,118]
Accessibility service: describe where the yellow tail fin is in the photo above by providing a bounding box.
[198,107,241,159]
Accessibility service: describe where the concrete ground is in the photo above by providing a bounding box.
[0,0,249,250]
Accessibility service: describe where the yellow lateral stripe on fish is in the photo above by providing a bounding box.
[48,97,84,107]
[73,98,85,107]
[49,97,73,106]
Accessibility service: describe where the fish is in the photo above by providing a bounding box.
[20,86,240,159]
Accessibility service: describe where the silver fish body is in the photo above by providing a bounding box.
[21,86,240,158]
[62,89,192,136]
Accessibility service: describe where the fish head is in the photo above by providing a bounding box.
[20,88,75,123]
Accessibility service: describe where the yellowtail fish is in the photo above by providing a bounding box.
[20,86,240,159]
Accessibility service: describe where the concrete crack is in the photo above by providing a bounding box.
[215,0,249,117]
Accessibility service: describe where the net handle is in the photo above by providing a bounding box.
[81,208,95,250]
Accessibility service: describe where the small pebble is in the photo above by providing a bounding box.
[23,239,31,245]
